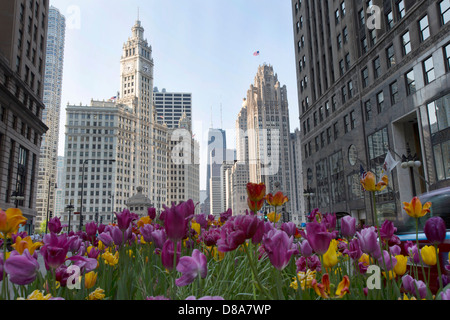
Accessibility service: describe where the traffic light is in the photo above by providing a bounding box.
[264,211,268,222]
[49,211,53,219]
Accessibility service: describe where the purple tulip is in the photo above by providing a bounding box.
[379,220,396,243]
[251,219,265,244]
[402,274,427,299]
[307,208,320,222]
[87,246,100,259]
[98,232,114,247]
[341,215,356,238]
[304,220,332,255]
[281,222,297,237]
[217,223,246,252]
[55,265,71,287]
[68,255,97,273]
[345,238,363,261]
[234,214,259,240]
[296,255,321,272]
[201,228,221,247]
[140,224,155,243]
[300,239,313,257]
[40,232,73,270]
[424,216,446,245]
[441,288,450,300]
[323,213,337,232]
[162,201,193,242]
[404,241,420,264]
[48,217,63,234]
[97,223,106,234]
[148,207,156,220]
[356,227,381,259]
[389,245,401,256]
[175,249,207,286]
[263,229,296,270]
[151,229,167,250]
[4,249,39,285]
[194,214,208,229]
[161,239,181,270]
[378,250,397,271]
[115,209,136,231]
[219,208,232,223]
[85,222,97,239]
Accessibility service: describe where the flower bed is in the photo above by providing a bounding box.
[1,179,449,300]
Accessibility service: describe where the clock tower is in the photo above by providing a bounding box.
[117,19,168,212]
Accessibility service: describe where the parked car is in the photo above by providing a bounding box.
[395,187,450,294]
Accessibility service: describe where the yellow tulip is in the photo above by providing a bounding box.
[267,211,281,223]
[11,236,42,255]
[102,251,119,266]
[97,240,105,251]
[191,222,201,236]
[360,171,388,192]
[402,197,431,219]
[323,239,339,269]
[87,287,105,300]
[0,208,27,237]
[137,216,151,228]
[290,269,316,290]
[17,290,53,300]
[393,255,408,276]
[421,245,437,266]
[84,271,98,289]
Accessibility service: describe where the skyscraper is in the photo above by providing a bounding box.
[246,64,292,208]
[292,0,450,226]
[35,6,65,230]
[0,0,49,233]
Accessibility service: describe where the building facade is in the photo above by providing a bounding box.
[292,0,450,226]
[245,64,293,213]
[35,6,65,230]
[0,0,49,233]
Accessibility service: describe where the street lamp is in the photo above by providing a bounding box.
[79,158,116,231]
[66,203,74,232]
[401,143,421,197]
[303,187,315,214]
[10,191,25,208]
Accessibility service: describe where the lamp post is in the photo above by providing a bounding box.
[10,191,25,208]
[66,203,74,232]
[79,158,116,231]
[45,180,57,234]
[303,187,315,214]
[401,143,421,197]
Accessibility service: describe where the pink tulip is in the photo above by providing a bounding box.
[263,229,296,270]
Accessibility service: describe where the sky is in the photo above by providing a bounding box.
[50,0,300,190]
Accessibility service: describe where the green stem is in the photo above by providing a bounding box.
[415,218,427,285]
[243,242,273,300]
[274,268,284,300]
[435,244,443,291]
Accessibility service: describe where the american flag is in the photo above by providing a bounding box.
[360,164,367,180]
[253,51,260,56]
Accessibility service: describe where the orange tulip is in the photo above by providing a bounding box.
[246,182,266,202]
[402,197,431,219]
[265,191,289,207]
[0,208,27,237]
[312,273,350,299]
[267,211,281,223]
[360,171,388,192]
[247,198,264,212]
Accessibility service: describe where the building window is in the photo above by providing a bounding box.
[344,114,350,133]
[376,91,385,113]
[337,33,342,49]
[444,43,450,72]
[343,26,348,43]
[440,0,450,25]
[327,127,332,144]
[397,0,405,20]
[402,31,411,55]
[373,56,381,79]
[386,10,394,30]
[362,67,369,88]
[419,15,430,42]
[423,56,435,84]
[350,110,356,129]
[405,69,416,95]
[335,9,340,24]
[332,95,337,112]
[329,151,345,204]
[361,36,368,54]
[386,44,395,68]
[345,53,351,70]
[348,80,354,98]
[390,81,399,105]
[341,1,346,17]
[341,86,347,103]
[333,122,339,140]
[370,29,377,46]
[365,100,372,121]
[359,9,365,27]
[339,59,345,76]
[427,94,450,181]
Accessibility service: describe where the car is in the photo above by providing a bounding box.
[395,187,450,294]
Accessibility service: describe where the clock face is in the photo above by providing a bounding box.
[124,61,134,73]
[142,63,150,74]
